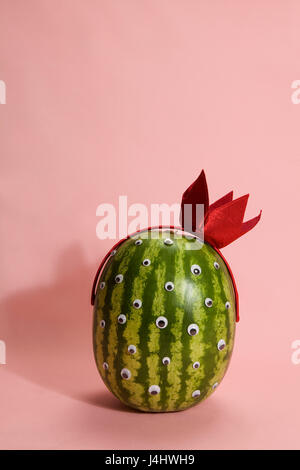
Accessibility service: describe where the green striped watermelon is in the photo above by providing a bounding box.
[93,228,236,412]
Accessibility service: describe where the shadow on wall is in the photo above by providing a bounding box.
[1,245,112,405]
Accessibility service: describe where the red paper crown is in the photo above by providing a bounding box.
[180,170,261,248]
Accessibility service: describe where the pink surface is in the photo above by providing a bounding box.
[1,1,300,449]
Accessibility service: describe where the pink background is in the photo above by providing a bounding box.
[1,0,300,449]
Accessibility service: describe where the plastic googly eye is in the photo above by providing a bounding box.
[156,316,168,329]
[205,298,213,308]
[128,345,137,355]
[133,299,142,309]
[120,368,131,380]
[148,385,160,396]
[217,339,226,351]
[162,357,171,365]
[187,324,199,336]
[115,274,123,284]
[164,282,174,292]
[118,314,126,324]
[191,264,201,276]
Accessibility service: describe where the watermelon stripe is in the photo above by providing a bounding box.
[200,248,235,402]
[94,256,117,392]
[176,240,197,409]
[209,255,228,389]
[210,250,236,390]
[216,267,236,375]
[164,241,186,410]
[182,246,206,405]
[181,244,218,407]
[166,240,186,410]
[112,239,148,407]
[198,246,224,400]
[177,240,206,408]
[146,259,167,411]
[102,246,133,401]
[159,239,176,411]
[134,240,160,410]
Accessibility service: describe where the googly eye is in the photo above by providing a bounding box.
[99,320,105,328]
[110,249,117,256]
[121,368,131,380]
[115,274,123,284]
[164,281,174,292]
[162,356,170,365]
[133,299,142,309]
[148,385,160,396]
[118,314,126,324]
[128,345,136,355]
[164,238,173,246]
[212,382,219,390]
[103,362,108,370]
[99,281,105,290]
[191,264,201,276]
[214,261,220,270]
[142,259,151,266]
[187,324,199,336]
[156,316,168,329]
[192,361,200,369]
[135,239,143,246]
[205,298,213,308]
[225,301,230,309]
[192,390,201,398]
[217,339,226,351]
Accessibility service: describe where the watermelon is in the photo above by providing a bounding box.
[92,171,261,412]
[93,228,236,412]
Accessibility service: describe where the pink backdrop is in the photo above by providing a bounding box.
[1,0,300,449]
